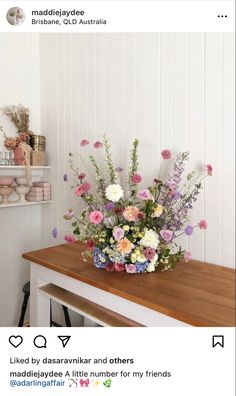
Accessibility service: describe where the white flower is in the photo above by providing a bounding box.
[146,253,158,272]
[140,229,159,249]
[146,261,155,272]
[105,184,124,202]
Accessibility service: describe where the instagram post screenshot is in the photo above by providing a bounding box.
[0,1,235,395]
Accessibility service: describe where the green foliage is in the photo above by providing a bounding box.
[103,134,117,184]
[103,379,112,388]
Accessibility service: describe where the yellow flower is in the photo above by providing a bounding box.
[131,253,137,263]
[123,225,130,231]
[117,238,134,255]
[152,204,164,218]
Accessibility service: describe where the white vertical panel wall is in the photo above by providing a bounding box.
[40,33,235,268]
[0,34,41,326]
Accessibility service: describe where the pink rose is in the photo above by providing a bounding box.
[137,189,153,201]
[205,164,213,176]
[161,149,172,160]
[125,264,136,274]
[131,173,142,184]
[183,251,192,262]
[78,173,86,180]
[199,220,207,230]
[64,234,77,243]
[86,239,95,250]
[80,139,89,146]
[114,263,125,272]
[160,229,173,243]
[75,182,91,196]
[94,141,103,148]
[112,227,124,241]
[89,211,104,225]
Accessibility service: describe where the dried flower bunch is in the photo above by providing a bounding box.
[0,123,29,151]
[60,135,212,274]
[2,104,30,133]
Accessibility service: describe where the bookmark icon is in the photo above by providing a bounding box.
[58,335,71,348]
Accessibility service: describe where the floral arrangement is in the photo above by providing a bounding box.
[1,131,29,151]
[60,136,212,274]
[2,104,31,134]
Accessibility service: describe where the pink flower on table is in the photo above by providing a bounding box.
[80,139,89,146]
[161,149,172,160]
[114,263,125,272]
[198,220,208,230]
[75,182,91,196]
[86,239,95,250]
[64,234,77,243]
[78,173,86,180]
[89,211,104,225]
[144,247,156,260]
[112,227,125,241]
[137,189,153,201]
[131,173,142,184]
[183,251,192,262]
[205,164,213,176]
[125,264,136,274]
[160,229,173,243]
[94,141,103,148]
[123,206,140,222]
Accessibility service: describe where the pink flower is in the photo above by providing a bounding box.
[75,182,91,196]
[184,251,192,262]
[137,189,153,201]
[123,206,140,222]
[161,149,172,160]
[94,141,103,148]
[64,234,77,243]
[131,173,142,184]
[89,211,104,225]
[64,208,75,220]
[160,229,173,243]
[206,164,213,176]
[80,139,89,146]
[114,263,125,272]
[112,227,124,241]
[86,239,95,250]
[78,173,86,180]
[144,247,156,260]
[125,264,136,274]
[199,220,208,230]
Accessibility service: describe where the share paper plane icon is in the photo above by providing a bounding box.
[57,336,71,348]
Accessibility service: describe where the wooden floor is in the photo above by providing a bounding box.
[23,242,236,327]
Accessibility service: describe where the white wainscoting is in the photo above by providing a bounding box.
[40,33,235,268]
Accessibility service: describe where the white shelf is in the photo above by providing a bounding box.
[0,200,52,209]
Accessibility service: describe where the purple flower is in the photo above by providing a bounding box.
[105,201,115,211]
[115,166,124,172]
[173,191,181,200]
[112,227,124,241]
[160,229,173,243]
[63,174,68,182]
[185,225,193,236]
[52,227,58,238]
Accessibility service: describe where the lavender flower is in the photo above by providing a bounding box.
[63,174,68,182]
[52,227,58,238]
[185,225,193,236]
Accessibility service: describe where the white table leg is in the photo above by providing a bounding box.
[30,263,51,327]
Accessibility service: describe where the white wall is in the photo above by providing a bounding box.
[0,33,41,326]
[40,33,235,268]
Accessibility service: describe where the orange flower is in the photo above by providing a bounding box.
[123,206,140,222]
[117,238,134,255]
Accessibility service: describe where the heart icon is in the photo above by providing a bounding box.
[9,335,23,348]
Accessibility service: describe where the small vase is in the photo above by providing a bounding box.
[14,147,25,165]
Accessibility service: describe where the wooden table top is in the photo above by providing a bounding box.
[23,242,236,327]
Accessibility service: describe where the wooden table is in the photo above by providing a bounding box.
[23,242,235,327]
